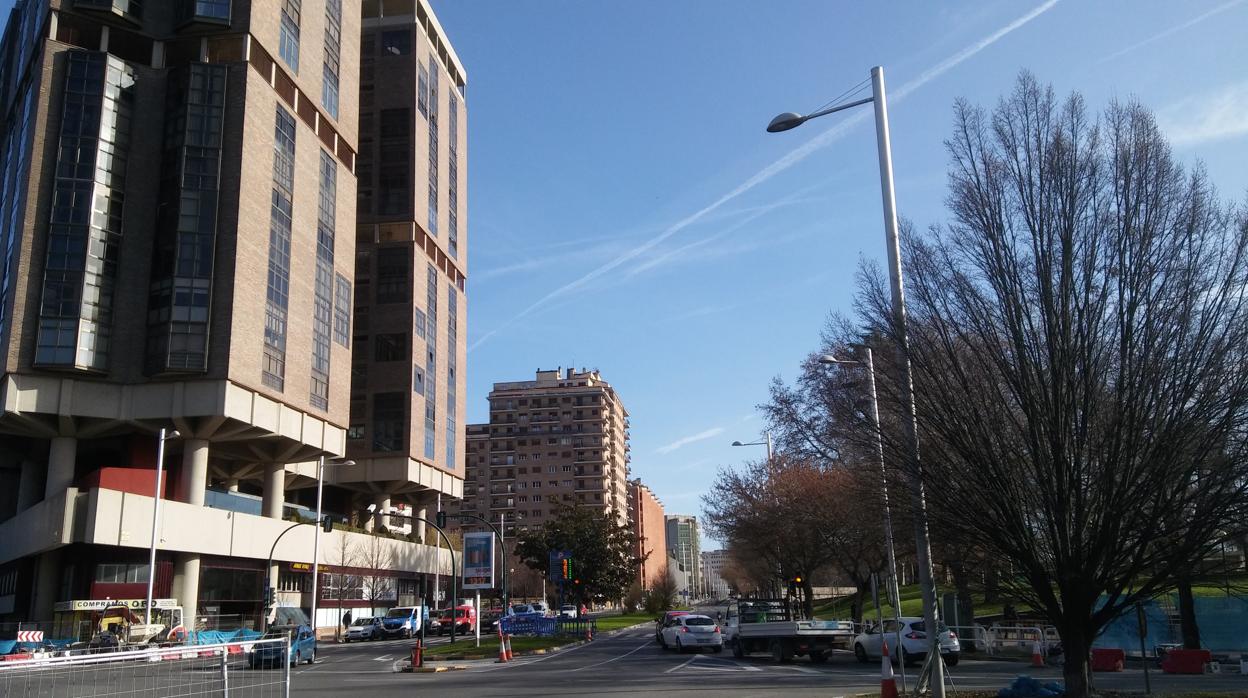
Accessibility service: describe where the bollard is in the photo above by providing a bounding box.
[496,629,509,663]
[504,633,513,661]
[410,639,424,669]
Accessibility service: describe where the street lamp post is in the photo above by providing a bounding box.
[821,349,906,691]
[145,428,179,625]
[311,457,353,639]
[769,65,945,696]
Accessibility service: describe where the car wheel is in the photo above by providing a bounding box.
[675,638,684,654]
[809,649,828,664]
[292,651,300,668]
[855,643,869,663]
[307,649,316,665]
[732,639,744,659]
[712,645,723,654]
[945,653,959,667]
[343,638,350,643]
[771,639,792,663]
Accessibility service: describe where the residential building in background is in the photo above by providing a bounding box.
[700,549,730,599]
[628,479,666,589]
[449,368,631,544]
[345,0,467,538]
[666,514,701,601]
[0,0,457,633]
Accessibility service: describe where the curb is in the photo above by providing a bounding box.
[401,664,467,673]
[425,622,649,662]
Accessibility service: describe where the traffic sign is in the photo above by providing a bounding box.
[16,630,42,642]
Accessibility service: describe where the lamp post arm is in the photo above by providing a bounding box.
[805,95,874,122]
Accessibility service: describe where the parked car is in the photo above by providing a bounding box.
[380,607,427,638]
[249,626,316,668]
[853,617,960,667]
[655,610,690,644]
[659,614,723,653]
[559,604,578,619]
[344,617,382,642]
[530,601,551,616]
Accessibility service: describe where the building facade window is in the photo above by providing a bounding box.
[448,93,458,258]
[426,58,438,236]
[374,333,406,361]
[36,52,135,371]
[333,273,351,346]
[176,0,230,23]
[279,0,301,74]
[424,265,438,460]
[414,307,426,339]
[321,0,341,118]
[375,247,408,303]
[446,283,457,469]
[373,392,404,452]
[309,150,336,410]
[145,62,226,374]
[262,108,297,390]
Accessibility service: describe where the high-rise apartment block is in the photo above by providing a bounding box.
[345,0,467,524]
[666,514,701,599]
[627,479,666,588]
[700,549,730,599]
[451,368,631,540]
[0,0,464,631]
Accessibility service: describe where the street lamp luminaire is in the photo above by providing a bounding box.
[769,66,945,695]
[145,427,179,625]
[730,431,773,461]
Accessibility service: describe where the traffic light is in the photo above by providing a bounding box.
[321,515,333,533]
[264,585,275,608]
[435,510,447,528]
[561,558,571,580]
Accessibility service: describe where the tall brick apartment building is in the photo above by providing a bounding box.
[0,0,463,631]
[628,479,666,589]
[450,368,631,548]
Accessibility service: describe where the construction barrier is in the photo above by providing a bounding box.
[1161,648,1211,674]
[1091,648,1125,672]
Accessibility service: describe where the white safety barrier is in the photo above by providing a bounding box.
[0,637,292,697]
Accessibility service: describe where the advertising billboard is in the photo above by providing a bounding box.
[462,531,495,590]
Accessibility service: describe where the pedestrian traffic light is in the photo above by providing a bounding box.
[436,511,447,528]
[321,515,333,533]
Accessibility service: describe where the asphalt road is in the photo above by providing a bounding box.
[290,624,1248,696]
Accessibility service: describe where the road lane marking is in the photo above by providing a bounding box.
[775,665,822,674]
[568,639,655,672]
[664,655,700,673]
[372,655,393,661]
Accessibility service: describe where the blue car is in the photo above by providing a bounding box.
[248,625,316,668]
[381,606,432,638]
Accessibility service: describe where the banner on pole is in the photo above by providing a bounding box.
[462,532,495,590]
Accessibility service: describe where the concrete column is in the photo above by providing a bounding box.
[373,495,391,531]
[415,504,428,544]
[31,550,61,620]
[17,460,42,512]
[172,553,201,629]
[262,463,284,519]
[226,478,240,493]
[178,439,209,506]
[45,436,76,499]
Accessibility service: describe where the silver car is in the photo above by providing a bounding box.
[853,617,960,666]
[344,616,382,642]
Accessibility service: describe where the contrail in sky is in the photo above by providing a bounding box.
[469,0,1059,352]
[1099,0,1245,63]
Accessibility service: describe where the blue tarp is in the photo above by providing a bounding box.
[0,638,74,655]
[190,629,263,645]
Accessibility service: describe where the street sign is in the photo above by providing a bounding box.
[290,562,311,572]
[16,630,42,642]
[462,531,495,590]
[548,550,571,583]
[53,599,178,612]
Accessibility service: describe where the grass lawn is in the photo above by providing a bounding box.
[593,613,655,632]
[423,634,569,657]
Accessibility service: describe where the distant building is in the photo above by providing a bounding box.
[701,550,730,599]
[666,515,701,600]
[627,480,666,588]
[449,368,631,538]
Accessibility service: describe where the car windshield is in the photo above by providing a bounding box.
[351,618,372,626]
[385,609,412,619]
[561,605,574,610]
[685,617,714,626]
[511,605,532,614]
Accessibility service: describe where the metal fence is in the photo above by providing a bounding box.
[498,616,597,638]
[0,638,290,697]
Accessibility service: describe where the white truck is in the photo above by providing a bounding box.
[722,598,855,663]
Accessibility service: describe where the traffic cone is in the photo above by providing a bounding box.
[880,639,898,698]
[496,628,509,663]
[504,633,514,661]
[585,623,593,642]
[1031,641,1045,668]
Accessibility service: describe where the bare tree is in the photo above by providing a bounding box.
[359,534,397,615]
[330,536,362,640]
[856,73,1248,697]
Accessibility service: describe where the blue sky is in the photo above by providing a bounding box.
[10,1,1246,545]
[430,0,1248,542]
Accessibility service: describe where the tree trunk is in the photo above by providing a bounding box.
[1059,620,1094,698]
[984,567,999,604]
[801,577,815,620]
[1176,576,1202,649]
[949,562,973,628]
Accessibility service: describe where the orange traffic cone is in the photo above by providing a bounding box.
[504,633,514,661]
[1031,641,1045,668]
[496,628,509,663]
[585,623,593,642]
[881,639,898,698]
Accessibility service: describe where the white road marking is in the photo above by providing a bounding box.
[372,654,393,661]
[775,665,822,674]
[664,655,700,674]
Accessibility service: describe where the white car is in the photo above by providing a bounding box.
[853,617,960,667]
[659,614,723,653]
[530,601,551,616]
[344,617,382,642]
[559,604,578,619]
